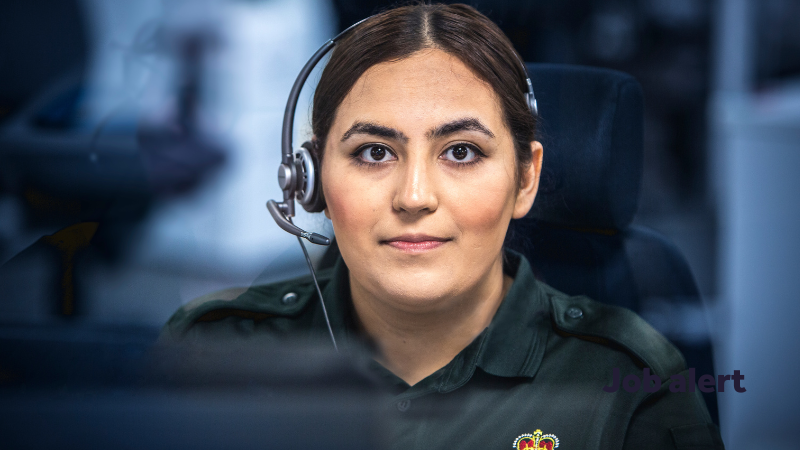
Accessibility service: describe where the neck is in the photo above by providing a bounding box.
[350,256,512,386]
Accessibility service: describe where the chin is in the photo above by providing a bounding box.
[366,265,467,310]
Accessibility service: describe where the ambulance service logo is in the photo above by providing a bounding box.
[513,429,559,449]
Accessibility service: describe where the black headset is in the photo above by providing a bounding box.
[266,16,538,248]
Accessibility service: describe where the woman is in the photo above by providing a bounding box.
[165,4,723,449]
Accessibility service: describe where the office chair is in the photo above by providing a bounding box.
[505,63,718,424]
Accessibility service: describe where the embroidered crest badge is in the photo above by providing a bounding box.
[513,429,559,449]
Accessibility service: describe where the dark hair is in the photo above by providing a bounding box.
[311,3,537,198]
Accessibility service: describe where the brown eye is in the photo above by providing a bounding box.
[358,144,397,163]
[442,144,479,163]
[371,147,386,160]
[452,145,469,160]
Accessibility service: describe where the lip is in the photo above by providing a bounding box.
[381,234,452,252]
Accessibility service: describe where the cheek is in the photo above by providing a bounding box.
[322,165,376,238]
[445,169,517,240]
[452,194,511,240]
[323,175,356,229]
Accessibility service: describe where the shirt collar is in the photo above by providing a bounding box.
[317,249,550,391]
[475,250,549,379]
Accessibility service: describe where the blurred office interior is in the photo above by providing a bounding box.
[1,0,798,448]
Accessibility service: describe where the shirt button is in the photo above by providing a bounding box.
[396,399,411,412]
[281,292,299,304]
[566,306,584,319]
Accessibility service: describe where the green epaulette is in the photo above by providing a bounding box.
[543,284,687,378]
[163,268,333,339]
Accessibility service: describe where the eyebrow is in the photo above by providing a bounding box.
[427,118,495,140]
[339,117,495,143]
[341,122,409,143]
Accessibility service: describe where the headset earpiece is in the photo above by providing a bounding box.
[297,141,326,213]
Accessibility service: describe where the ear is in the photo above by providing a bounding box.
[512,140,543,219]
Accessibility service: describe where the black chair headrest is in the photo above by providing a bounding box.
[526,64,643,230]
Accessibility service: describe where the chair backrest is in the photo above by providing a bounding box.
[509,63,644,311]
[506,63,717,424]
[525,63,643,231]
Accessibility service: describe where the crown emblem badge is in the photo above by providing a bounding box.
[513,429,559,450]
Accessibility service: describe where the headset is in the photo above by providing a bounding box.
[266,15,539,351]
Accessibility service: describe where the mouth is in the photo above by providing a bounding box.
[381,234,452,252]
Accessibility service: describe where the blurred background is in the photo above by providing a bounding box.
[0,0,798,448]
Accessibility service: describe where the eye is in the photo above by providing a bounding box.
[356,144,397,164]
[441,143,481,163]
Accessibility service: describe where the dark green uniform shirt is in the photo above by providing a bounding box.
[164,251,724,449]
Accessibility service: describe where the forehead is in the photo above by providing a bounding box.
[333,49,507,135]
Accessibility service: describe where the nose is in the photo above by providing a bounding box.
[392,155,439,215]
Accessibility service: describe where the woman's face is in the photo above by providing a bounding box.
[322,48,542,312]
